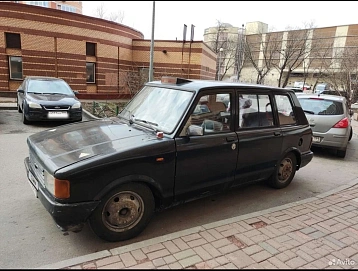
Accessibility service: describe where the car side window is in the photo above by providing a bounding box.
[274,95,296,125]
[239,94,273,128]
[180,92,231,136]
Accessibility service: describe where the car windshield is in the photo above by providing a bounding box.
[298,98,344,115]
[316,85,325,91]
[118,86,194,133]
[28,80,74,95]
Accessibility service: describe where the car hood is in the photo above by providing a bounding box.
[27,93,78,104]
[27,118,162,170]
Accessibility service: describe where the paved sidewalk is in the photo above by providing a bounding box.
[38,179,358,270]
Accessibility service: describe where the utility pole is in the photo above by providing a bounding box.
[149,1,155,81]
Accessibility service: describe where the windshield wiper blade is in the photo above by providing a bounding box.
[134,118,158,126]
[303,110,315,114]
[133,118,159,133]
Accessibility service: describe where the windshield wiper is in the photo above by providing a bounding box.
[303,110,315,114]
[134,118,158,133]
[118,108,134,124]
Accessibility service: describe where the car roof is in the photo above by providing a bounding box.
[146,77,293,94]
[296,93,346,101]
[25,76,63,81]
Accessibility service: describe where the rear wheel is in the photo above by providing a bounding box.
[89,182,155,242]
[268,152,297,189]
[348,127,353,141]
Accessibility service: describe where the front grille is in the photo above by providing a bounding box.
[43,105,70,110]
[29,152,45,187]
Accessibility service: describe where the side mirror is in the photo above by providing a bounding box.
[17,88,24,93]
[73,91,79,95]
[187,125,203,136]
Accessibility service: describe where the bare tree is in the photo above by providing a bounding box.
[92,2,124,23]
[244,30,281,84]
[273,22,315,88]
[304,35,335,90]
[93,2,106,19]
[206,20,240,81]
[327,48,358,106]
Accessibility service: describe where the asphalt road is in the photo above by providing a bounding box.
[0,109,358,268]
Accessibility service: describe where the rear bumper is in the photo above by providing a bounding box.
[24,157,99,232]
[312,128,349,150]
[300,150,314,168]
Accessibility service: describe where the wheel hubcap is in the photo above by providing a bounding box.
[278,158,293,182]
[102,191,144,232]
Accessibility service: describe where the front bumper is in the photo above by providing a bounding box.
[24,157,99,232]
[25,108,82,122]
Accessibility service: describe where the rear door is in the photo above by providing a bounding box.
[234,91,283,185]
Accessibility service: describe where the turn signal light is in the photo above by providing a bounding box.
[333,117,349,128]
[54,179,70,199]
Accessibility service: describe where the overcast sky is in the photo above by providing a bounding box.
[82,1,358,41]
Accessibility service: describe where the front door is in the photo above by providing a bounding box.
[174,91,238,201]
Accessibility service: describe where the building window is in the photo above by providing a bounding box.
[9,56,23,80]
[60,4,76,12]
[86,42,96,56]
[5,33,21,49]
[86,63,95,83]
[25,1,49,8]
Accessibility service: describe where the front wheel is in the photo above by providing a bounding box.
[268,152,297,189]
[89,182,155,242]
[22,107,29,125]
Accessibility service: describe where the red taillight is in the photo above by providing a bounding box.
[333,117,349,128]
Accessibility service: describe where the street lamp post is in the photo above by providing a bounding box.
[219,47,223,81]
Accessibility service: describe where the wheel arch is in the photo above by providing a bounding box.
[93,174,165,209]
[280,147,301,170]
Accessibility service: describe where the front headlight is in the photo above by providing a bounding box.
[44,171,70,199]
[28,101,42,109]
[72,102,81,109]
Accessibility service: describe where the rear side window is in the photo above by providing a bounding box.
[239,94,273,128]
[274,95,296,125]
[298,98,344,115]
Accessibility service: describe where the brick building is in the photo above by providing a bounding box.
[0,2,216,99]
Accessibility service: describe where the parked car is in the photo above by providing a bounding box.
[17,76,82,124]
[297,93,353,158]
[294,81,311,91]
[24,76,313,242]
[314,83,332,94]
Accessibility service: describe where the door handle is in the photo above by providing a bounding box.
[226,136,237,142]
[274,132,282,136]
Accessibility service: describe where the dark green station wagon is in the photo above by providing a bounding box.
[24,77,313,242]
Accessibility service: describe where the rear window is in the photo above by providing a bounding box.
[298,98,344,115]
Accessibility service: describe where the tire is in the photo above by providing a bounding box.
[348,127,353,142]
[337,148,347,158]
[89,182,155,242]
[22,107,29,125]
[268,152,297,189]
[17,100,22,113]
